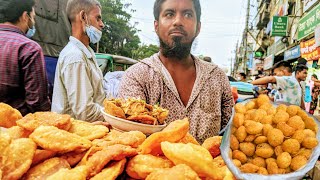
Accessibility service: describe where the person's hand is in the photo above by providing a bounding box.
[91,121,112,129]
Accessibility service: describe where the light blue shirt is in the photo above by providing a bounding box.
[51,36,106,122]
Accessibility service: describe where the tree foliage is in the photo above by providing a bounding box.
[96,0,141,58]
[132,44,159,60]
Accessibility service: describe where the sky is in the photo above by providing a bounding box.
[125,0,249,72]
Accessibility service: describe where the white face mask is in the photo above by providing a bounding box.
[85,25,102,44]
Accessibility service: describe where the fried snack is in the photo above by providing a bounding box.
[273,111,289,124]
[302,137,318,149]
[230,134,239,150]
[295,148,312,159]
[6,126,32,139]
[267,128,284,147]
[303,129,316,138]
[256,94,270,107]
[91,159,127,180]
[29,125,92,153]
[254,136,268,144]
[287,116,305,130]
[277,152,292,169]
[267,106,277,116]
[47,166,89,180]
[260,115,273,124]
[24,157,70,180]
[276,104,287,112]
[233,113,244,128]
[257,167,268,175]
[235,126,247,142]
[244,120,263,135]
[68,119,109,140]
[81,144,137,177]
[60,151,87,167]
[290,155,308,171]
[178,132,200,145]
[126,114,158,125]
[304,117,318,132]
[267,161,279,174]
[232,159,242,167]
[1,138,37,180]
[286,105,300,117]
[104,99,126,119]
[291,130,306,143]
[32,149,57,166]
[239,163,259,173]
[0,132,11,168]
[126,154,174,179]
[138,118,189,155]
[0,103,22,128]
[232,150,247,164]
[92,131,146,148]
[282,139,300,154]
[274,146,283,157]
[252,109,267,122]
[255,143,274,158]
[239,142,255,157]
[262,124,273,137]
[276,122,295,137]
[202,136,222,158]
[16,112,71,131]
[259,103,273,112]
[251,157,266,168]
[245,109,256,120]
[146,164,200,180]
[245,101,256,111]
[245,134,256,142]
[161,142,226,179]
[235,103,246,113]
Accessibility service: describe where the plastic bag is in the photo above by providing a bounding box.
[220,100,320,180]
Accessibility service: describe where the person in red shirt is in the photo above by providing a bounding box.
[0,0,51,115]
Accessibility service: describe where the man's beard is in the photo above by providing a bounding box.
[159,36,193,59]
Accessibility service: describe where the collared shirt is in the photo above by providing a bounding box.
[118,53,234,143]
[51,36,106,122]
[0,24,50,115]
[274,76,302,106]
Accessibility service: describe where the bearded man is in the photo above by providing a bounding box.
[118,0,233,143]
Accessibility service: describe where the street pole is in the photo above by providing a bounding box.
[243,0,250,73]
[233,41,239,76]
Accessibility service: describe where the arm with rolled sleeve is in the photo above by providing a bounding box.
[62,62,104,122]
[21,45,51,113]
[220,74,234,130]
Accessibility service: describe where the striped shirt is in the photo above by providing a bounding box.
[0,24,51,115]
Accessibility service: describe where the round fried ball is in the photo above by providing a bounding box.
[230,134,239,150]
[253,109,267,122]
[259,103,272,112]
[239,163,260,173]
[245,109,256,120]
[235,126,247,142]
[245,135,256,142]
[276,122,295,137]
[251,156,266,168]
[273,111,290,124]
[254,136,268,145]
[292,130,306,143]
[235,103,246,114]
[233,113,244,128]
[232,150,247,164]
[267,106,277,116]
[297,109,309,120]
[267,128,284,147]
[239,142,256,157]
[266,158,277,165]
[232,159,242,167]
[276,104,287,112]
[274,145,283,157]
[231,126,237,134]
[245,101,256,111]
[244,120,263,135]
[302,137,318,149]
[303,129,316,138]
[257,167,269,175]
[296,148,312,159]
[260,115,273,124]
[287,116,305,130]
[290,155,308,171]
[262,124,273,137]
[267,161,279,174]
[277,152,292,169]
[257,94,270,107]
[286,105,300,117]
[282,139,300,154]
[255,143,274,158]
[304,117,318,132]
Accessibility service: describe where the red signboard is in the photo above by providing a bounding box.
[300,38,320,61]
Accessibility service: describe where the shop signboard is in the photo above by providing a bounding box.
[300,38,320,60]
[303,0,319,12]
[264,54,275,70]
[271,16,288,36]
[298,3,320,41]
[284,45,301,61]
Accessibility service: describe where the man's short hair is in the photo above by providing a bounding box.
[66,0,101,23]
[295,64,308,73]
[272,61,292,73]
[239,72,246,79]
[0,0,35,23]
[153,0,201,22]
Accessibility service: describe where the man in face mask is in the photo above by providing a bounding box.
[0,0,51,115]
[52,0,106,122]
[118,0,234,143]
